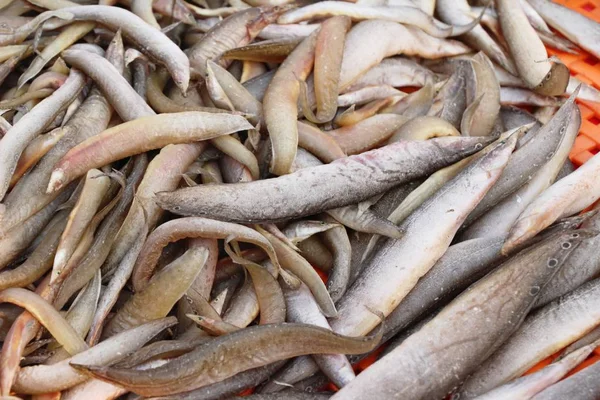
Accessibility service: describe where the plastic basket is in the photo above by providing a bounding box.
[557,0,600,165]
[520,0,600,377]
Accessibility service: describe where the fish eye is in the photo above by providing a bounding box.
[474,143,483,150]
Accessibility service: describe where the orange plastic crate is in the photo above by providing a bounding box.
[513,0,600,381]
[559,0,600,166]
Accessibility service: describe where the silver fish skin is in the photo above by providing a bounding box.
[534,221,600,309]
[458,276,600,398]
[157,137,491,223]
[330,131,518,339]
[464,91,579,227]
[333,229,590,400]
[528,0,600,60]
[531,353,600,400]
[474,339,599,400]
[381,236,505,342]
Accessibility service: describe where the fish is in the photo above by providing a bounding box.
[156,137,490,223]
[334,229,590,400]
[458,277,600,398]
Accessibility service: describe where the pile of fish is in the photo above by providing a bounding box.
[2,0,600,398]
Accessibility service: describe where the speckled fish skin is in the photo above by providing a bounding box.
[0,45,119,238]
[557,324,600,359]
[533,212,600,309]
[500,87,565,107]
[531,359,600,400]
[347,181,421,283]
[504,147,600,253]
[381,236,505,343]
[463,91,579,227]
[221,39,301,63]
[329,132,518,339]
[74,323,382,396]
[461,52,501,137]
[436,0,517,74]
[0,68,86,204]
[156,136,490,223]
[149,361,287,400]
[376,311,436,362]
[187,7,280,78]
[430,69,469,131]
[457,277,600,398]
[282,280,355,388]
[263,27,318,176]
[259,161,506,393]
[102,245,209,337]
[277,2,481,38]
[11,317,177,395]
[326,204,403,239]
[557,159,576,181]
[338,20,471,91]
[499,106,542,148]
[242,393,332,400]
[52,6,190,92]
[345,57,439,92]
[258,355,319,394]
[474,340,599,400]
[527,0,600,60]
[496,0,569,96]
[461,99,580,241]
[333,229,588,400]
